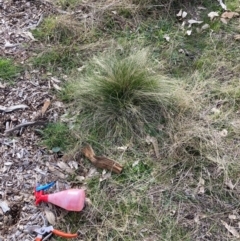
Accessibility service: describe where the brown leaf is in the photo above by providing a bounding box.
[220,18,229,24]
[41,99,51,116]
[221,11,239,19]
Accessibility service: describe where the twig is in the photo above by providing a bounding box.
[5,121,47,134]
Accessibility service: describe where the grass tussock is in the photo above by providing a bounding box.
[67,49,189,144]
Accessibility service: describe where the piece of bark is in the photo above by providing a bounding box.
[81,144,123,174]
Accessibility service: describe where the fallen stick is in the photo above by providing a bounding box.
[81,144,123,174]
[0,104,28,113]
[5,121,47,134]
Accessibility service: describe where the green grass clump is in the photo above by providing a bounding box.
[42,122,76,152]
[68,49,187,144]
[0,58,19,82]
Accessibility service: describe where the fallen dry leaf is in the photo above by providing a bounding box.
[23,31,37,41]
[163,34,170,42]
[0,200,10,213]
[221,220,239,238]
[0,82,6,88]
[176,9,183,17]
[57,161,74,174]
[182,11,187,18]
[117,146,128,151]
[45,209,56,225]
[41,99,51,116]
[221,11,239,19]
[132,159,140,167]
[198,186,205,194]
[85,198,92,206]
[176,9,187,18]
[208,11,219,21]
[194,215,200,224]
[229,214,237,220]
[220,18,229,24]
[201,24,210,30]
[100,169,112,182]
[146,135,160,159]
[220,129,228,137]
[234,35,240,41]
[186,30,192,36]
[51,77,61,83]
[225,178,235,190]
[75,176,85,182]
[52,83,62,91]
[197,177,205,194]
[188,19,203,26]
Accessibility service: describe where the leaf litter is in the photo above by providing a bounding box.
[0,1,90,240]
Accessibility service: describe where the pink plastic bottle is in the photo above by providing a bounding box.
[35,189,85,211]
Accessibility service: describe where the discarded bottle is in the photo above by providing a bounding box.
[35,189,85,211]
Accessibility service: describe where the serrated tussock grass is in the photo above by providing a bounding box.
[68,49,189,144]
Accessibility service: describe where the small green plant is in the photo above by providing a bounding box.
[0,58,19,81]
[42,122,76,151]
[67,49,187,144]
